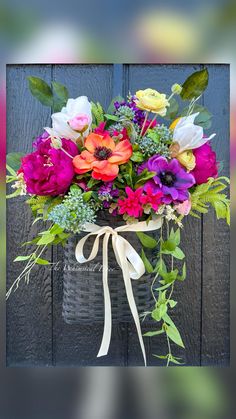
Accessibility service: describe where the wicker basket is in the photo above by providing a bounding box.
[62,212,157,323]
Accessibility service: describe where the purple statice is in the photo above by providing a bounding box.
[141,155,195,204]
[114,96,146,128]
[33,131,50,148]
[98,182,119,208]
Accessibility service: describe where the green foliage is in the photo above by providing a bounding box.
[26,195,63,221]
[7,152,24,172]
[27,76,68,111]
[107,95,124,114]
[91,101,105,127]
[134,169,156,189]
[190,177,230,224]
[180,68,209,100]
[136,232,158,249]
[181,104,212,129]
[164,97,179,120]
[141,249,154,273]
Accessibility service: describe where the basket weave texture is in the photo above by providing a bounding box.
[62,212,157,323]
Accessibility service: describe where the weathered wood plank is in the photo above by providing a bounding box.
[126,64,202,366]
[6,64,53,366]
[201,64,230,366]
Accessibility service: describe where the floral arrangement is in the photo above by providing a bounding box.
[7,69,230,366]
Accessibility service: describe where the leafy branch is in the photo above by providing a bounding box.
[190,176,230,224]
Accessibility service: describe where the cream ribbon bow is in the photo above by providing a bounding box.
[75,218,162,366]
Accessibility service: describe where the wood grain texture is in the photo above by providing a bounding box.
[6,64,230,366]
[126,64,202,366]
[6,65,53,366]
[201,65,230,365]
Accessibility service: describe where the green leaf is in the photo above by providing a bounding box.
[6,189,22,199]
[134,169,156,189]
[27,76,53,106]
[169,355,184,365]
[107,95,124,114]
[14,255,33,262]
[180,68,209,100]
[136,232,158,249]
[182,104,212,129]
[159,269,178,284]
[151,303,167,322]
[153,354,168,359]
[35,257,50,265]
[37,232,55,246]
[6,152,24,172]
[104,114,119,121]
[162,313,176,328]
[166,324,185,348]
[161,239,176,252]
[51,81,68,102]
[165,97,179,120]
[130,151,144,163]
[177,262,186,281]
[171,247,185,260]
[83,191,93,202]
[143,330,164,337]
[49,224,64,235]
[141,249,154,273]
[168,299,178,308]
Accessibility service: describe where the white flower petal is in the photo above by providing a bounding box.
[51,113,80,140]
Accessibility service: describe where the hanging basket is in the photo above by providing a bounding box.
[62,212,157,324]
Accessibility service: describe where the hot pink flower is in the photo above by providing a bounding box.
[190,142,218,185]
[140,185,163,211]
[19,138,78,196]
[118,187,143,218]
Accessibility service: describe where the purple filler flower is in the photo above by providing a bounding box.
[98,182,119,208]
[144,155,195,204]
[33,131,50,148]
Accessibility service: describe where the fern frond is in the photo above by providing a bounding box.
[190,176,230,224]
[91,101,104,126]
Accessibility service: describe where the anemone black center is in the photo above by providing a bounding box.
[94,146,113,160]
[160,171,176,186]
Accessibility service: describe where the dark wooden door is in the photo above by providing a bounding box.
[6,64,230,366]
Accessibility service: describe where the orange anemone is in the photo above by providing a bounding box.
[73,133,133,181]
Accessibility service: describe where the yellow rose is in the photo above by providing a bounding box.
[135,88,169,116]
[177,150,196,172]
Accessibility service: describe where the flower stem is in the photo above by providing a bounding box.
[61,147,74,159]
[139,111,149,138]
[145,114,157,133]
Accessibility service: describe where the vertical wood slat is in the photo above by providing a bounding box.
[6,64,53,366]
[201,64,230,365]
[6,64,230,366]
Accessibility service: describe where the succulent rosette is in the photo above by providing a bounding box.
[7,69,230,367]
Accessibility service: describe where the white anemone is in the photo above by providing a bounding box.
[173,112,216,153]
[45,96,92,141]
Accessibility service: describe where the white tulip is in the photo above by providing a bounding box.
[45,96,92,141]
[173,112,215,153]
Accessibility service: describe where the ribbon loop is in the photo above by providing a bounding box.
[75,217,162,366]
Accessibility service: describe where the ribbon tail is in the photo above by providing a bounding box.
[121,258,147,367]
[97,233,112,358]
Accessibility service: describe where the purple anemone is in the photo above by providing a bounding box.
[143,155,195,204]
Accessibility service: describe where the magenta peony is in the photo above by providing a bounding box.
[190,142,218,185]
[19,138,78,196]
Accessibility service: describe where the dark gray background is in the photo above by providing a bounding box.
[6,64,230,366]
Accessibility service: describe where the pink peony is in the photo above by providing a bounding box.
[190,142,218,185]
[118,187,143,218]
[20,138,78,196]
[175,199,191,215]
